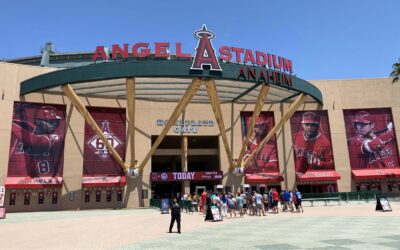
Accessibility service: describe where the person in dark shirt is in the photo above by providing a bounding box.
[169,198,181,233]
[204,195,214,221]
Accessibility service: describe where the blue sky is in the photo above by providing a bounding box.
[0,0,399,80]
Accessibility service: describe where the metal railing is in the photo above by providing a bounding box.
[150,199,162,210]
[302,191,400,202]
[150,199,198,213]
[150,192,400,210]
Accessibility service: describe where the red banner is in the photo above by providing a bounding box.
[83,107,126,176]
[82,176,126,187]
[343,108,399,169]
[290,110,335,173]
[296,170,340,181]
[5,176,63,188]
[352,168,400,179]
[240,112,280,174]
[8,102,66,178]
[151,171,223,182]
[245,173,283,183]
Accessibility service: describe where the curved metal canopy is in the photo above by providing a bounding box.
[20,59,323,104]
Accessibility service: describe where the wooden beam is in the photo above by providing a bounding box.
[236,84,270,169]
[205,79,234,170]
[181,136,188,172]
[62,84,128,172]
[181,136,189,194]
[242,93,307,169]
[138,78,202,172]
[126,77,136,168]
[232,82,263,102]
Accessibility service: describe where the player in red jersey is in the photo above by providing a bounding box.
[8,105,64,176]
[243,116,278,173]
[292,112,334,173]
[347,111,397,168]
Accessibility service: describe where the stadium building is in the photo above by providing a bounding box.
[1,26,399,212]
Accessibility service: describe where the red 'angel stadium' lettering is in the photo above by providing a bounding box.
[92,25,294,74]
[92,43,192,61]
[219,46,293,73]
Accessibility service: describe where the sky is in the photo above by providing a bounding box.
[0,0,399,80]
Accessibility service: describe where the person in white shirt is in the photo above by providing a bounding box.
[254,191,265,216]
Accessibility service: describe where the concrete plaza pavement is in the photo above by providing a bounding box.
[0,201,400,249]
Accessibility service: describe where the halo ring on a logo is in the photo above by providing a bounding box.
[194,25,215,40]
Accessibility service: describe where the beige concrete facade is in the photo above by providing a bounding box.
[1,61,400,212]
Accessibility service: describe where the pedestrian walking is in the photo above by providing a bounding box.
[295,189,304,213]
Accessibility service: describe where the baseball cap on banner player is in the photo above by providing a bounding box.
[352,111,372,124]
[34,106,62,130]
[35,106,62,121]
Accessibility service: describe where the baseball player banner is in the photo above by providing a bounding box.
[290,111,335,173]
[343,108,399,169]
[240,111,279,173]
[7,102,66,177]
[83,107,126,176]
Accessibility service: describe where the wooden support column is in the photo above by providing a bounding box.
[242,93,307,169]
[126,77,136,168]
[236,84,270,169]
[181,136,190,195]
[205,79,234,170]
[138,78,202,172]
[62,84,128,172]
[181,136,188,172]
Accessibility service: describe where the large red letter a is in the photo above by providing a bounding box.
[191,25,222,71]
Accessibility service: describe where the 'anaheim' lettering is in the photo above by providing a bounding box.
[237,66,292,87]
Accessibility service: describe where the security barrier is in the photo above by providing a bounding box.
[150,199,162,210]
[302,191,400,203]
[150,199,197,213]
[150,192,400,210]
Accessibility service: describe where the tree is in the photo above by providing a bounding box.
[390,58,400,83]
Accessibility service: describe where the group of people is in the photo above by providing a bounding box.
[180,189,304,218]
[168,188,305,233]
[204,189,304,218]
